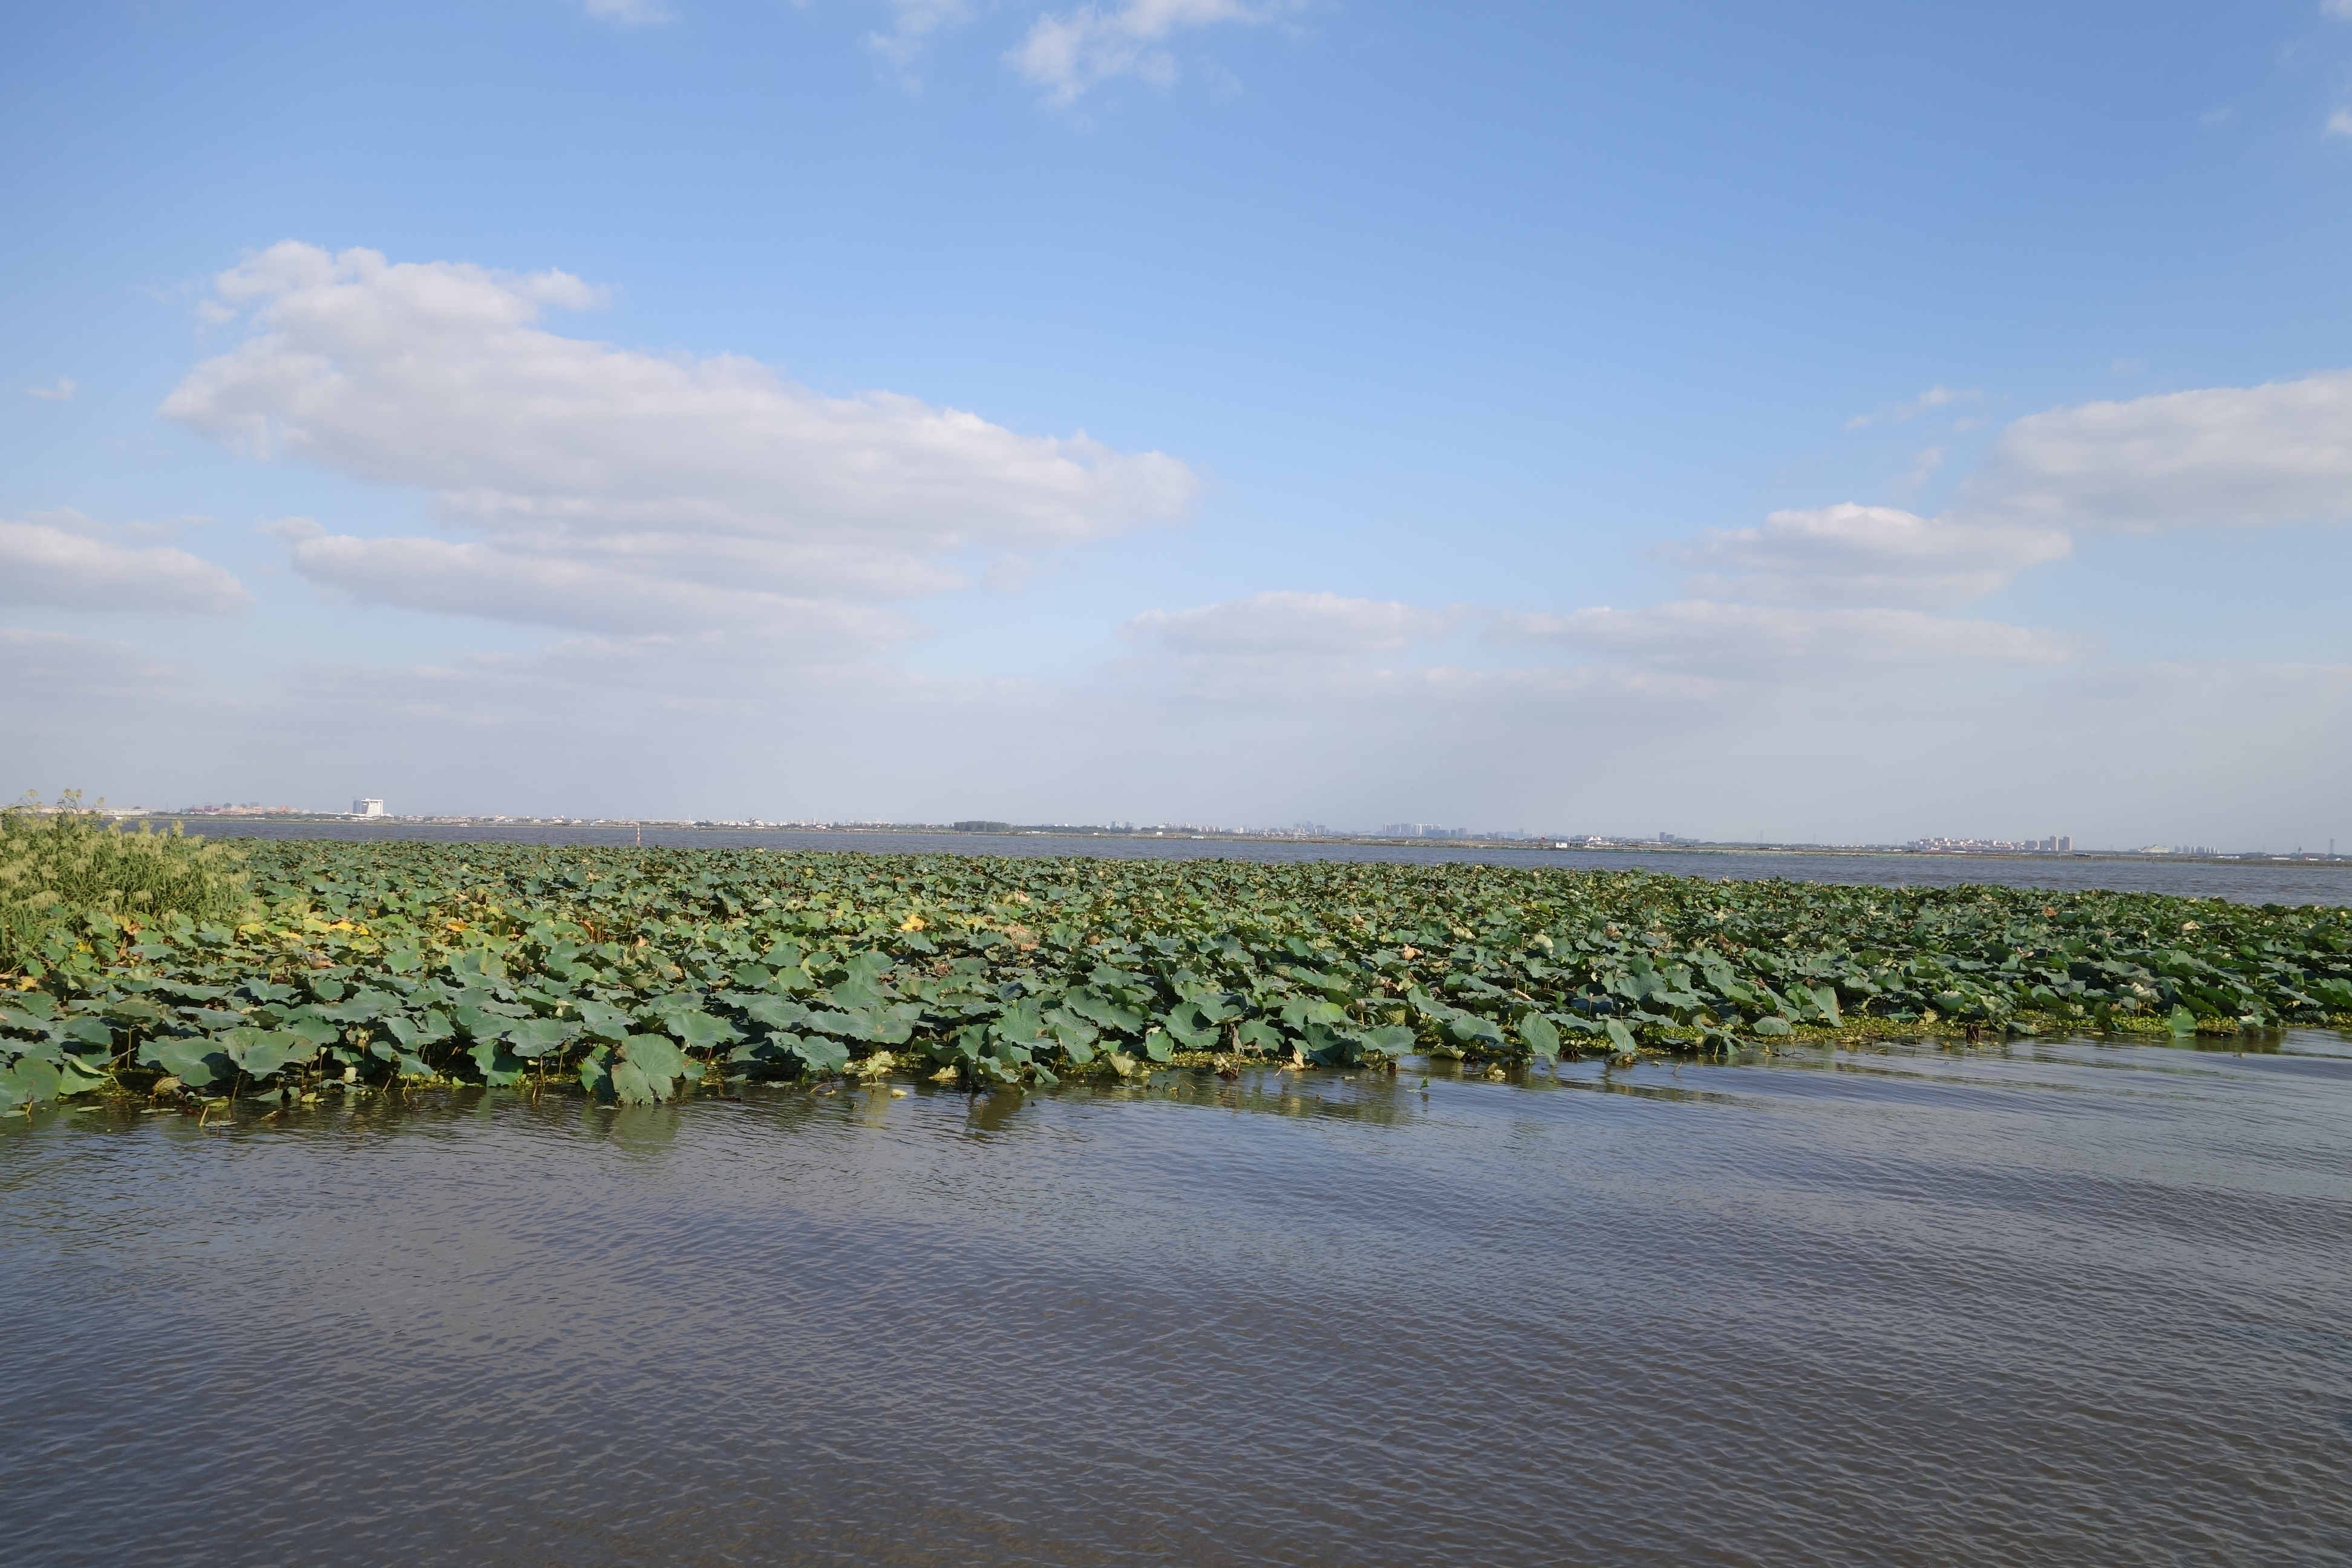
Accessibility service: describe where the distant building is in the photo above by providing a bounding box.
[353,797,385,817]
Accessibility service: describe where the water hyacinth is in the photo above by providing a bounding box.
[3,839,2348,1112]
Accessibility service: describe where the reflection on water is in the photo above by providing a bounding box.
[190,819,2352,905]
[5,1036,2350,1566]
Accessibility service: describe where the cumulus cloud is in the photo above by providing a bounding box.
[0,514,250,615]
[1959,370,2352,531]
[1672,504,2072,607]
[1010,0,1264,103]
[1687,368,2352,607]
[163,243,1198,627]
[1497,599,2085,672]
[25,377,76,402]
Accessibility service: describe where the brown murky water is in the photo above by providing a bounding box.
[4,1036,2348,1566]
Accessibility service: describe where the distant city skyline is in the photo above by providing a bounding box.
[71,794,2331,858]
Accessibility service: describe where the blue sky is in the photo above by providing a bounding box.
[5,0,2351,847]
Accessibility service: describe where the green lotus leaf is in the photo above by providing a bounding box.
[1,1055,63,1106]
[609,1058,662,1105]
[469,1039,528,1086]
[668,1010,739,1052]
[621,1032,687,1079]
[791,1035,849,1074]
[1518,1011,1561,1060]
[573,999,635,1041]
[504,1018,576,1057]
[223,1027,307,1077]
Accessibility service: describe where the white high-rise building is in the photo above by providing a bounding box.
[352,797,384,817]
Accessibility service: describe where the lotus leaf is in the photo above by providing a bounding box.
[1519,1011,1561,1060]
[504,1018,577,1057]
[792,1035,849,1074]
[668,1011,739,1051]
[2,1055,64,1106]
[143,1036,230,1087]
[469,1039,528,1086]
[609,1059,664,1105]
[5,833,2340,1102]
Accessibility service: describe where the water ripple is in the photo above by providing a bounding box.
[3,1038,2348,1565]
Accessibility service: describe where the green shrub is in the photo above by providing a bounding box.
[0,792,252,970]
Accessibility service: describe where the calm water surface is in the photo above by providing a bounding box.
[5,1035,2349,1566]
[188,821,2352,906]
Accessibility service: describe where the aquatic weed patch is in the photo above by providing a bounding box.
[0,797,253,972]
[4,841,2348,1112]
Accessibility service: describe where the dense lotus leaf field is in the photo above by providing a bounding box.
[4,838,2351,1111]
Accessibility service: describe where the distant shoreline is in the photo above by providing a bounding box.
[108,814,2348,871]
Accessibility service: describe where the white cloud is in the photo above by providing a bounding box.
[0,515,251,615]
[283,531,919,652]
[1890,445,1945,495]
[1673,503,2072,607]
[1497,599,2085,672]
[0,627,177,689]
[162,243,1198,627]
[1010,0,1264,103]
[1843,383,1979,431]
[1959,369,2352,531]
[871,0,970,75]
[2330,108,2352,137]
[1681,367,2352,608]
[24,377,76,402]
[1121,590,1457,661]
[583,0,670,24]
[2331,2,2352,22]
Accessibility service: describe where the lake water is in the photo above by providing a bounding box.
[185,820,2352,906]
[5,1034,2348,1566]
